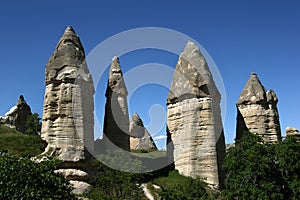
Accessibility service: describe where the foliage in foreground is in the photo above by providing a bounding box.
[87,150,147,200]
[0,151,75,200]
[152,170,210,200]
[222,133,300,200]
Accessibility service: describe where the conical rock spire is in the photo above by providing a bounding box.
[103,56,130,151]
[106,56,128,96]
[45,25,89,84]
[129,112,157,150]
[167,40,225,189]
[41,26,94,194]
[236,73,281,142]
[167,40,218,104]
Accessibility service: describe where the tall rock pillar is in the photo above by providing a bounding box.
[236,73,281,142]
[103,56,130,151]
[41,26,94,194]
[167,41,226,189]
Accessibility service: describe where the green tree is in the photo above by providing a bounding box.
[25,113,41,135]
[158,171,209,200]
[275,136,300,199]
[0,151,75,199]
[87,150,146,200]
[222,133,300,200]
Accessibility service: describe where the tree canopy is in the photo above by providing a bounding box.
[222,133,300,200]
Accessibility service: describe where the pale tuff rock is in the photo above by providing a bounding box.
[286,126,300,141]
[167,40,226,189]
[55,169,89,181]
[103,56,130,151]
[40,26,94,194]
[129,112,157,150]
[236,73,281,142]
[3,95,32,133]
[69,181,91,195]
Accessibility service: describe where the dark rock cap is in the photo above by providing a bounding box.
[131,112,144,127]
[237,73,278,105]
[45,25,88,84]
[106,56,128,97]
[167,40,219,104]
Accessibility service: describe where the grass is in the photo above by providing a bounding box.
[131,149,167,159]
[152,170,188,189]
[0,125,46,157]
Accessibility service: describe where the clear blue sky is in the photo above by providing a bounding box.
[0,1,299,149]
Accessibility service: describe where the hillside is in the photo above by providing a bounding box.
[0,125,46,157]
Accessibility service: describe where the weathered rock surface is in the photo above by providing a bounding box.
[129,112,157,150]
[40,26,94,194]
[54,169,89,181]
[167,40,226,189]
[3,95,32,133]
[103,56,130,151]
[286,126,300,141]
[69,180,91,195]
[236,73,281,142]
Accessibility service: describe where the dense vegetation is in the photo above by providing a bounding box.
[1,124,300,199]
[0,125,45,157]
[222,133,300,200]
[87,150,147,200]
[151,170,210,200]
[0,152,75,199]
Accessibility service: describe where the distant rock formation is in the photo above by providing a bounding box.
[1,95,32,133]
[40,26,94,194]
[236,73,281,143]
[103,56,130,151]
[286,126,300,141]
[129,112,157,151]
[167,40,226,189]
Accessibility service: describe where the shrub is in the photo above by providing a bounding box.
[0,152,75,199]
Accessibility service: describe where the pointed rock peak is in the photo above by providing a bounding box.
[251,72,257,77]
[19,95,25,102]
[57,25,82,48]
[45,25,88,84]
[17,95,27,105]
[266,89,278,104]
[106,56,127,95]
[130,112,144,127]
[167,40,218,104]
[237,73,267,105]
[110,56,122,73]
[182,40,201,57]
[64,25,75,34]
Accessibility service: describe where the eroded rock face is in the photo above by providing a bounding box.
[41,26,94,161]
[40,26,94,194]
[167,40,226,189]
[4,95,32,133]
[286,126,300,141]
[103,56,130,151]
[129,113,157,150]
[236,73,281,142]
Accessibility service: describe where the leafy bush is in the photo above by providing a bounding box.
[153,170,210,200]
[0,152,75,199]
[222,133,300,200]
[87,150,146,200]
